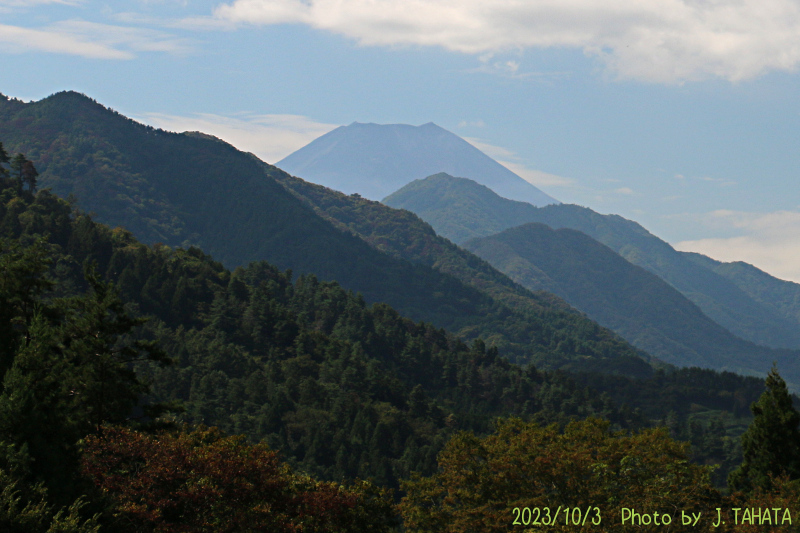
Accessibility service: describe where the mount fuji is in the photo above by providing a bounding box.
[276,121,558,206]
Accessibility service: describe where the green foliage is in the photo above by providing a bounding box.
[0,170,647,491]
[571,367,772,486]
[0,469,99,533]
[728,366,800,492]
[4,145,800,530]
[0,269,169,495]
[0,92,656,378]
[0,142,9,182]
[0,237,55,377]
[0,169,783,496]
[274,169,653,376]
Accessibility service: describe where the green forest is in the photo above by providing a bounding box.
[1,142,800,531]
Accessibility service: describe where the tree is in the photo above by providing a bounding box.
[9,154,26,191]
[21,160,37,193]
[0,468,100,533]
[400,417,721,533]
[0,237,54,378]
[54,265,171,433]
[728,366,800,493]
[81,426,396,533]
[0,142,9,179]
[0,261,170,501]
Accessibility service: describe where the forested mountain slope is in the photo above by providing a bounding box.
[0,171,776,492]
[272,170,653,374]
[684,252,800,325]
[0,177,650,488]
[464,223,800,384]
[385,173,800,351]
[0,91,652,375]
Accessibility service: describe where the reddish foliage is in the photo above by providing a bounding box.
[81,426,394,532]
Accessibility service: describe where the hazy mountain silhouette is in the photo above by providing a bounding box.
[385,174,800,354]
[0,91,650,376]
[276,122,558,205]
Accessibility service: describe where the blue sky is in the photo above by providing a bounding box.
[3,0,800,281]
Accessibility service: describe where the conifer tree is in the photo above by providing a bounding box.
[0,142,9,179]
[21,160,37,193]
[0,260,170,501]
[9,153,25,185]
[728,366,800,492]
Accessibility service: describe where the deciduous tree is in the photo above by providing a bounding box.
[81,426,396,533]
[400,417,721,532]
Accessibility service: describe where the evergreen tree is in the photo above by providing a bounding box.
[0,142,9,179]
[0,238,54,379]
[728,366,800,492]
[0,259,170,502]
[21,160,37,193]
[9,153,26,191]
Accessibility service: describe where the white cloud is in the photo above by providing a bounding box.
[0,20,190,58]
[500,161,577,188]
[615,186,635,195]
[138,112,339,163]
[675,210,800,283]
[0,23,129,58]
[464,136,576,188]
[464,52,571,80]
[464,137,516,160]
[209,0,800,83]
[0,0,80,6]
[674,173,736,186]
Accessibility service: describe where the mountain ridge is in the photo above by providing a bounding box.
[463,222,799,382]
[0,90,650,377]
[384,173,800,351]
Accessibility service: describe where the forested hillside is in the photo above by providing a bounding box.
[0,168,647,489]
[464,222,800,386]
[272,169,654,375]
[0,90,659,376]
[385,173,800,351]
[3,142,800,530]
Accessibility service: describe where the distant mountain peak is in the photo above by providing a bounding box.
[276,121,558,206]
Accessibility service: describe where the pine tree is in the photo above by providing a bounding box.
[0,142,9,179]
[21,160,37,193]
[9,154,26,192]
[0,260,170,501]
[728,366,800,492]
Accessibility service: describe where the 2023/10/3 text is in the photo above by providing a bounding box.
[511,506,602,527]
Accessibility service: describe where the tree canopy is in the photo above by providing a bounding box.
[400,417,722,532]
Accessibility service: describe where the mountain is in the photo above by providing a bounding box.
[270,169,653,375]
[463,222,800,382]
[0,91,649,376]
[683,252,800,326]
[1,172,775,497]
[276,122,558,205]
[0,175,651,494]
[384,173,800,351]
